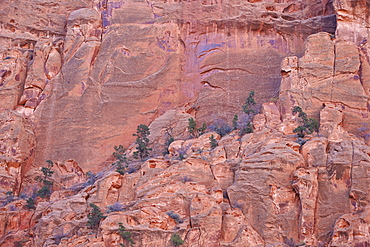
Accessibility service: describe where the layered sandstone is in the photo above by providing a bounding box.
[1,98,370,246]
[0,0,370,246]
[1,0,337,171]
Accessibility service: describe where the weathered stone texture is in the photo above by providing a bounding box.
[1,0,337,171]
[0,0,370,246]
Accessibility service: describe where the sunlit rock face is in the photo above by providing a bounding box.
[0,0,336,170]
[1,0,370,246]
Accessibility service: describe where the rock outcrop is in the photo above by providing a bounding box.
[1,0,337,171]
[0,0,370,246]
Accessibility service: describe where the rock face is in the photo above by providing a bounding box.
[0,109,35,196]
[0,0,370,246]
[1,98,369,246]
[279,32,370,137]
[1,0,337,171]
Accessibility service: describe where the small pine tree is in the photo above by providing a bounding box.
[242,91,256,115]
[133,124,152,160]
[188,118,197,136]
[118,223,135,246]
[87,203,106,229]
[232,114,238,130]
[209,135,217,149]
[112,145,129,174]
[35,160,54,199]
[239,91,257,135]
[25,197,36,210]
[198,123,207,136]
[292,106,319,138]
[188,118,207,137]
[170,233,184,246]
[240,122,254,135]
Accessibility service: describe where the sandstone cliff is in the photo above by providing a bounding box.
[0,0,370,246]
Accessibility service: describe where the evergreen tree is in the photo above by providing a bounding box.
[133,124,152,160]
[242,91,256,115]
[292,106,319,138]
[35,160,54,199]
[87,203,106,228]
[232,114,238,130]
[112,145,129,174]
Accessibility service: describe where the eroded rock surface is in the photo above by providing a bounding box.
[0,0,370,246]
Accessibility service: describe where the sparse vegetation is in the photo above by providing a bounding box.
[188,118,206,137]
[163,131,175,156]
[166,210,183,224]
[112,145,130,175]
[242,91,256,115]
[85,171,98,186]
[181,175,192,183]
[240,121,253,135]
[87,203,106,229]
[133,124,152,160]
[239,91,257,135]
[177,144,191,160]
[292,106,319,138]
[208,119,232,137]
[107,202,124,213]
[3,191,15,206]
[118,222,134,247]
[209,134,217,149]
[25,197,36,210]
[170,233,184,246]
[358,123,370,141]
[35,160,54,199]
[232,114,238,130]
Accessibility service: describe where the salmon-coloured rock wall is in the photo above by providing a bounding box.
[1,0,337,171]
[1,0,370,246]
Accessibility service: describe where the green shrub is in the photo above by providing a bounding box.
[87,203,106,228]
[240,122,254,135]
[170,233,184,246]
[292,106,319,138]
[232,114,238,130]
[133,124,152,160]
[118,223,134,246]
[240,91,257,135]
[112,145,129,174]
[35,160,54,199]
[25,197,36,210]
[209,135,217,149]
[242,91,256,115]
[37,186,52,199]
[188,118,206,137]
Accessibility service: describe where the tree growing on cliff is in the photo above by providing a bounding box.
[87,203,106,229]
[170,233,184,246]
[35,160,54,199]
[133,124,152,160]
[188,118,206,138]
[242,91,256,115]
[162,128,175,156]
[112,145,129,174]
[232,114,238,130]
[240,91,257,135]
[118,223,135,247]
[292,106,319,138]
[209,134,218,149]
